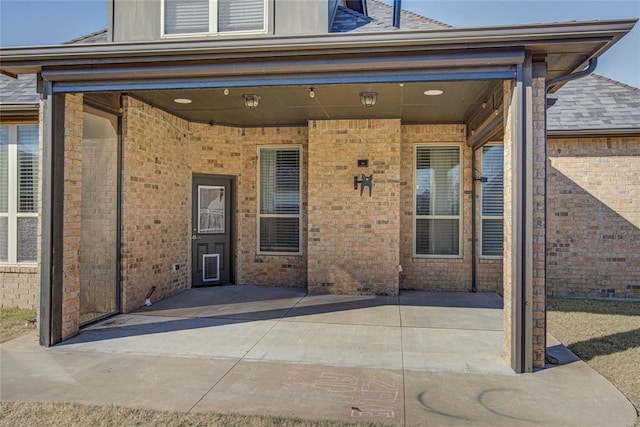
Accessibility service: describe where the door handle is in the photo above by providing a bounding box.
[192,235,201,240]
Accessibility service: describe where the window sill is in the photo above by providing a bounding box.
[0,263,38,273]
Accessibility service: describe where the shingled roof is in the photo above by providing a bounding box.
[548,74,640,133]
[0,74,38,106]
[331,0,452,33]
[63,29,109,45]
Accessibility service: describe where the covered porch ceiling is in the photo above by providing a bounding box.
[132,80,497,127]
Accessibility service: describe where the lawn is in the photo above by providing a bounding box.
[0,308,36,344]
[0,402,384,427]
[547,297,640,421]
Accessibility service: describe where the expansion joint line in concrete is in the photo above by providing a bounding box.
[186,293,307,413]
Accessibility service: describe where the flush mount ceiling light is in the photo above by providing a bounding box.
[173,98,192,104]
[423,89,444,96]
[360,92,378,107]
[243,94,261,109]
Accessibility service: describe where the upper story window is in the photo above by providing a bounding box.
[1,124,39,264]
[164,0,266,36]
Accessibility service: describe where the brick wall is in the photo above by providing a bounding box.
[399,124,473,291]
[0,266,39,309]
[120,97,191,312]
[308,119,400,295]
[61,93,83,339]
[547,135,640,299]
[189,124,308,287]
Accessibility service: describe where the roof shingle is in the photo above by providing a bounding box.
[0,74,38,105]
[548,74,640,131]
[331,0,452,33]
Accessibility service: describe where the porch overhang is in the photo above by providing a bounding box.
[0,19,636,89]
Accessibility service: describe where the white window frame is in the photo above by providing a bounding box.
[257,145,302,256]
[413,143,463,258]
[480,142,504,259]
[1,124,39,265]
[161,0,269,38]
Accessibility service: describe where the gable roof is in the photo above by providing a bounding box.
[548,74,640,134]
[331,0,452,33]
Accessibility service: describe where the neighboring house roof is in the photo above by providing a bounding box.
[548,74,640,134]
[64,29,109,45]
[331,0,452,32]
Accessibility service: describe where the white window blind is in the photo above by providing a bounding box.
[415,146,461,256]
[165,0,209,34]
[165,0,265,35]
[0,127,8,214]
[481,144,504,257]
[219,0,265,32]
[1,124,39,264]
[18,126,38,214]
[259,147,300,254]
[0,127,8,262]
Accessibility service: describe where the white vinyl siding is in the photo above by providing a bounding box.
[164,0,266,36]
[258,147,301,254]
[0,124,39,264]
[481,144,504,258]
[415,145,461,257]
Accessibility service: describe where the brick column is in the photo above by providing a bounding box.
[532,64,547,368]
[61,93,83,339]
[307,119,401,295]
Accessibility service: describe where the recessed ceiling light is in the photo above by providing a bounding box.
[424,89,444,96]
[173,98,192,104]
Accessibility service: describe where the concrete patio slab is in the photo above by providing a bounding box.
[283,294,401,327]
[1,333,237,412]
[401,327,511,375]
[62,314,278,359]
[1,287,636,426]
[136,285,306,321]
[191,360,405,421]
[245,321,403,369]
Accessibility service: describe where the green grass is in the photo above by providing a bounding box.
[0,308,36,344]
[547,297,640,423]
[0,402,384,427]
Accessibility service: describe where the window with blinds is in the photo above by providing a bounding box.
[481,144,504,257]
[259,147,301,254]
[0,124,39,264]
[0,127,8,262]
[415,146,461,256]
[164,0,265,35]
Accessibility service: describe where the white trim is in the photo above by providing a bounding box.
[479,142,504,259]
[202,253,220,282]
[257,145,302,256]
[413,143,463,258]
[161,0,268,38]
